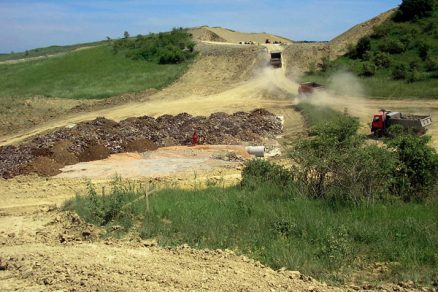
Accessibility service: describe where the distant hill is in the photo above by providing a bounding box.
[188,26,293,44]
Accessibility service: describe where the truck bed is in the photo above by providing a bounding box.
[390,114,432,130]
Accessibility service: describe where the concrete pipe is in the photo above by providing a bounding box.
[246,146,265,157]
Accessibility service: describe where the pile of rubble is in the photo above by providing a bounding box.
[0,109,282,179]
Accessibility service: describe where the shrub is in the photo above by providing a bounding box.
[418,42,431,61]
[241,159,292,188]
[379,39,406,54]
[372,52,392,68]
[113,28,196,64]
[385,129,438,201]
[394,0,435,21]
[392,63,409,80]
[360,62,376,76]
[425,56,438,71]
[355,37,371,59]
[290,114,397,203]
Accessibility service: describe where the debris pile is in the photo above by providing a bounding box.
[0,109,282,179]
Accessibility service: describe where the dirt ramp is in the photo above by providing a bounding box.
[157,43,267,99]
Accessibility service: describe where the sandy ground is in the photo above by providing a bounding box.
[0,40,435,290]
[56,145,250,179]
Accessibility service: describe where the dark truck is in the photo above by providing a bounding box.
[371,109,432,137]
[270,51,282,68]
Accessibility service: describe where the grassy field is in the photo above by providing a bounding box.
[0,45,190,99]
[0,40,106,62]
[65,180,438,286]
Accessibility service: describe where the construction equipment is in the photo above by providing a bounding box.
[298,82,325,96]
[270,51,282,68]
[371,109,432,137]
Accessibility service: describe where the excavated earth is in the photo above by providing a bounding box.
[0,109,282,179]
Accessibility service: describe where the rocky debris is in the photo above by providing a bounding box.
[0,109,282,179]
[0,258,8,270]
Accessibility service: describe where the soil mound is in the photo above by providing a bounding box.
[124,139,158,152]
[78,144,111,162]
[23,156,62,177]
[0,109,282,179]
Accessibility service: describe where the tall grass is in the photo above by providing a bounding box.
[0,45,190,99]
[65,179,438,286]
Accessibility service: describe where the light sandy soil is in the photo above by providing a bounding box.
[189,26,293,44]
[0,39,435,290]
[56,145,250,180]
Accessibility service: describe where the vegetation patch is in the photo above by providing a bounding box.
[304,0,438,98]
[0,30,195,99]
[66,112,438,286]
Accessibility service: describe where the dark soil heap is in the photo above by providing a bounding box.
[0,109,282,179]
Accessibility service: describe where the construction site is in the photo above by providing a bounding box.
[1,4,438,291]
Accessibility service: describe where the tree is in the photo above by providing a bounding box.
[123,31,130,39]
[394,0,436,21]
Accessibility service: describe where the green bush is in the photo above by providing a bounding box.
[354,37,371,59]
[360,62,376,76]
[379,39,406,54]
[394,0,436,21]
[241,159,292,188]
[392,63,409,79]
[113,28,196,64]
[290,114,398,203]
[372,52,392,68]
[385,129,438,201]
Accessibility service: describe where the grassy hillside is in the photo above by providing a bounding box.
[0,45,190,99]
[0,40,106,62]
[304,0,438,98]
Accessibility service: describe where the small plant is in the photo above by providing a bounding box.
[392,63,409,80]
[360,62,376,76]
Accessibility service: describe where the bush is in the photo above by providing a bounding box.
[113,28,196,64]
[425,56,438,71]
[392,63,409,80]
[372,52,392,68]
[394,0,435,21]
[354,37,371,59]
[385,130,438,201]
[290,114,397,203]
[360,62,376,76]
[241,159,292,188]
[379,39,406,54]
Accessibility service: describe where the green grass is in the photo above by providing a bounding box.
[0,45,190,99]
[294,103,345,127]
[0,40,106,62]
[65,180,438,286]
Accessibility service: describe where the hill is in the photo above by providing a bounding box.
[189,26,293,44]
[302,0,438,98]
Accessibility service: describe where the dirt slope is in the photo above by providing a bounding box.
[283,9,396,74]
[190,26,293,44]
[330,9,396,57]
[0,177,340,291]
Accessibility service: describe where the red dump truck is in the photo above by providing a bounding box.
[298,82,325,97]
[371,109,432,137]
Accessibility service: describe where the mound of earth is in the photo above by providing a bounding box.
[0,109,282,179]
[189,26,293,44]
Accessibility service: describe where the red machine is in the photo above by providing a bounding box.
[298,82,325,97]
[371,109,432,137]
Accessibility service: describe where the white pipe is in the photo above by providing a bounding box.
[246,146,265,157]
